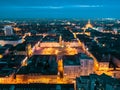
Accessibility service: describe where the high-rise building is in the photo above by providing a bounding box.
[3,25,13,36]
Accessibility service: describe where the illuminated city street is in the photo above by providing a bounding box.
[0,1,120,88]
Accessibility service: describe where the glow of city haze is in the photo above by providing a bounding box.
[2,5,103,9]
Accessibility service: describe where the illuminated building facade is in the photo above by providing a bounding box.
[80,53,94,75]
[85,20,93,29]
[63,55,81,78]
[0,36,23,46]
[3,25,14,36]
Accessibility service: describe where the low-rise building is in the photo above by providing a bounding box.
[0,36,23,46]
[16,55,58,82]
[80,53,94,75]
[0,84,74,90]
[0,47,9,57]
[0,68,15,83]
[40,35,60,47]
[76,74,120,90]
[63,55,81,78]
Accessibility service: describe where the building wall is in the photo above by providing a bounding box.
[64,66,81,78]
[98,62,109,71]
[40,42,60,47]
[16,74,57,83]
[0,74,14,83]
[40,42,80,48]
[112,71,120,79]
[80,59,94,75]
[15,51,26,55]
[4,26,13,36]
[65,42,80,47]
[0,39,23,46]
[113,57,120,68]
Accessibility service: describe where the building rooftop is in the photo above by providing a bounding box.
[14,42,26,51]
[0,68,14,77]
[17,55,58,75]
[0,36,21,41]
[3,44,14,51]
[0,55,26,68]
[42,35,59,42]
[0,55,26,62]
[80,53,93,60]
[0,84,74,90]
[0,61,8,70]
[76,73,120,89]
[25,35,43,43]
[76,76,90,84]
[0,47,8,55]
[63,55,80,66]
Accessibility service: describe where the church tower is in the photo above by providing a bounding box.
[59,35,62,46]
[85,19,93,29]
[26,44,33,58]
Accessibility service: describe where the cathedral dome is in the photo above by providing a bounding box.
[85,20,93,29]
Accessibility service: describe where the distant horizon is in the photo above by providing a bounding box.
[0,17,119,20]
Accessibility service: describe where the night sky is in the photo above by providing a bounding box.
[0,0,120,18]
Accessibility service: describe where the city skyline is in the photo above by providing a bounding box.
[0,0,120,18]
[0,14,120,89]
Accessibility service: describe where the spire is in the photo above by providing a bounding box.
[59,35,62,46]
[88,19,91,24]
[85,19,93,29]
